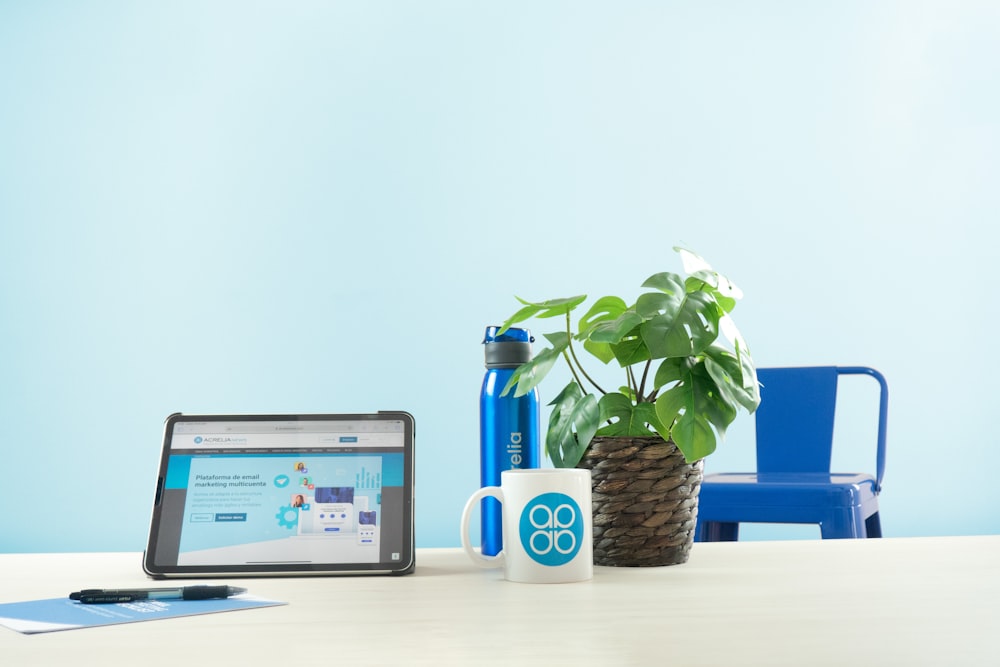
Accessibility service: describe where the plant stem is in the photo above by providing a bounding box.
[561,349,588,395]
[627,366,637,398]
[565,311,607,395]
[638,360,652,402]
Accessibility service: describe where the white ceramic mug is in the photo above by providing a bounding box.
[460,468,593,583]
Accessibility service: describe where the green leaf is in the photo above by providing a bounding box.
[588,309,644,344]
[640,271,686,296]
[697,269,743,302]
[497,304,542,335]
[609,332,651,367]
[578,296,628,333]
[498,296,587,335]
[718,313,747,351]
[582,338,616,364]
[500,338,568,398]
[653,385,687,431]
[652,357,686,390]
[735,339,761,411]
[685,275,737,313]
[674,247,713,276]
[596,393,662,437]
[653,351,757,462]
[703,344,760,413]
[716,295,737,313]
[652,363,724,462]
[672,411,717,462]
[574,296,630,364]
[522,295,588,319]
[545,383,599,468]
[641,291,721,359]
[635,291,681,320]
[615,384,638,402]
[694,375,736,433]
[542,331,570,348]
[693,373,737,440]
[675,247,742,311]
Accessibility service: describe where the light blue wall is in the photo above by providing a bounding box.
[1,1,997,552]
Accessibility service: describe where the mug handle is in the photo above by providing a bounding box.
[460,486,505,569]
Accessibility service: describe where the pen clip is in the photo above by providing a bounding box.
[70,589,136,603]
[69,589,106,600]
[76,593,140,604]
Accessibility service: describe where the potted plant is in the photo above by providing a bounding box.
[497,247,760,566]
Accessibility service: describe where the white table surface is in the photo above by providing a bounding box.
[1,536,997,666]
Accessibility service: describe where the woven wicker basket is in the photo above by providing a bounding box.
[577,435,704,567]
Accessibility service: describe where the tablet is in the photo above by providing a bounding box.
[143,412,415,578]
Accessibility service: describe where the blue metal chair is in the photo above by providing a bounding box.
[695,366,888,541]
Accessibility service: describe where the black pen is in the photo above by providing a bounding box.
[69,585,247,604]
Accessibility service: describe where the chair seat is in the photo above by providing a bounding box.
[697,472,881,539]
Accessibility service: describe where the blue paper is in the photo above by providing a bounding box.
[0,595,286,634]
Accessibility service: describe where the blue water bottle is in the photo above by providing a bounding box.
[480,326,540,556]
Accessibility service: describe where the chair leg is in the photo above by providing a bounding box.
[820,507,867,539]
[697,521,739,542]
[865,512,882,538]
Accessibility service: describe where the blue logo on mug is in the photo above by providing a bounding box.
[518,492,583,566]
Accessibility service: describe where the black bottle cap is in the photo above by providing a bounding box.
[483,326,533,368]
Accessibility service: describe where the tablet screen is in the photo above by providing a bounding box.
[144,413,415,577]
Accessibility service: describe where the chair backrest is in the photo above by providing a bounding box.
[755,366,888,492]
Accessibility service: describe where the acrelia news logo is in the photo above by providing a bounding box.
[193,436,247,445]
[518,492,583,567]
